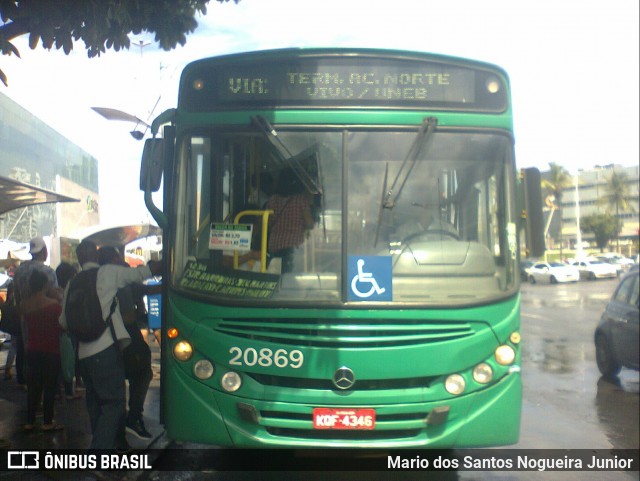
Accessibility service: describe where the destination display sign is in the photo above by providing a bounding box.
[180,55,507,111]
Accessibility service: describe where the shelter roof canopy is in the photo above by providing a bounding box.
[0,175,79,216]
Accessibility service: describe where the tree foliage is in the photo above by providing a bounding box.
[600,169,636,216]
[581,213,622,252]
[0,0,237,86]
[600,169,635,250]
[541,162,572,256]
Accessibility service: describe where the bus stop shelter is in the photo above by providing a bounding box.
[61,223,162,266]
[0,175,79,216]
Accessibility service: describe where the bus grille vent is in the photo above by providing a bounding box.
[214,318,475,348]
[247,373,439,390]
[265,427,422,441]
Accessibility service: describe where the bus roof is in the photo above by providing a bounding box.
[183,48,509,77]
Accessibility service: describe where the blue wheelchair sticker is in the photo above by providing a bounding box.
[347,255,392,302]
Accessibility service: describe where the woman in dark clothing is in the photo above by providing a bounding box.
[21,270,64,431]
[55,262,83,400]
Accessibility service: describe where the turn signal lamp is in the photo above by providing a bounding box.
[167,327,179,339]
[510,331,521,344]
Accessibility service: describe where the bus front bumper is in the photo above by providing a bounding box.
[163,365,521,448]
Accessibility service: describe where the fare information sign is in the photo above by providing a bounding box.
[209,223,253,251]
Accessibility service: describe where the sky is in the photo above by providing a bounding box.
[1,0,638,226]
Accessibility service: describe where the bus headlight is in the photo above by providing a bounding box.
[173,341,193,361]
[445,374,466,395]
[472,363,493,384]
[495,345,516,365]
[193,359,214,380]
[221,371,242,392]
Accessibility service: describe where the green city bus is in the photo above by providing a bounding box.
[140,48,543,448]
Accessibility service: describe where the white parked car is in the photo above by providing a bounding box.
[527,262,580,284]
[571,259,618,280]
[596,254,635,275]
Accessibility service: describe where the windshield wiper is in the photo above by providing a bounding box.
[374,117,437,247]
[382,117,437,209]
[251,115,320,194]
[250,115,328,240]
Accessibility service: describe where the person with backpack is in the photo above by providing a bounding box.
[98,246,154,441]
[59,239,162,450]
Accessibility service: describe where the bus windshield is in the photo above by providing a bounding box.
[173,125,517,306]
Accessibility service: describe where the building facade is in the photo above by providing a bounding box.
[0,91,100,245]
[545,164,639,255]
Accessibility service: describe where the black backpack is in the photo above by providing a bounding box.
[0,282,20,336]
[65,268,116,342]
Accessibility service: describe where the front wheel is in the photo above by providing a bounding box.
[595,333,621,377]
[528,275,536,284]
[589,271,597,281]
[550,276,558,284]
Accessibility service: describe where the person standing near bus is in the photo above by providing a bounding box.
[55,262,83,400]
[98,246,154,442]
[21,270,64,431]
[59,239,162,450]
[266,167,315,273]
[12,237,61,388]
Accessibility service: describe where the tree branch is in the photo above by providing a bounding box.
[0,20,29,43]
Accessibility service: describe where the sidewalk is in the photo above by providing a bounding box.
[0,335,167,454]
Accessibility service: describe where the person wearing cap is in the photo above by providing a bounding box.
[11,236,62,389]
[13,237,61,303]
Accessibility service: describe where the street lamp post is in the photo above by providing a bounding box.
[91,107,150,140]
[575,171,583,259]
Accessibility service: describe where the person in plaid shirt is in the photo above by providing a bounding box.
[266,167,315,273]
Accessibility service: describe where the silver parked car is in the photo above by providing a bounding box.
[527,261,579,284]
[594,270,639,376]
[571,259,618,280]
[596,254,635,276]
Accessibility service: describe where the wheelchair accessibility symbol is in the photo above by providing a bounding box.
[347,256,392,301]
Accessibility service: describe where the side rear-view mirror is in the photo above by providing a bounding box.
[521,167,545,258]
[140,138,164,192]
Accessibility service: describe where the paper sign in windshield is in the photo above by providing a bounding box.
[209,223,252,251]
[179,260,279,299]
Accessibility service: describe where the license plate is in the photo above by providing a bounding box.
[312,408,376,430]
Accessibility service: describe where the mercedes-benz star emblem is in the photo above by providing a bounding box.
[333,367,356,390]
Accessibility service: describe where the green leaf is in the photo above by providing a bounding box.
[0,38,20,57]
[28,32,39,50]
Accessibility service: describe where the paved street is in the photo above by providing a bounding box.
[0,278,638,480]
